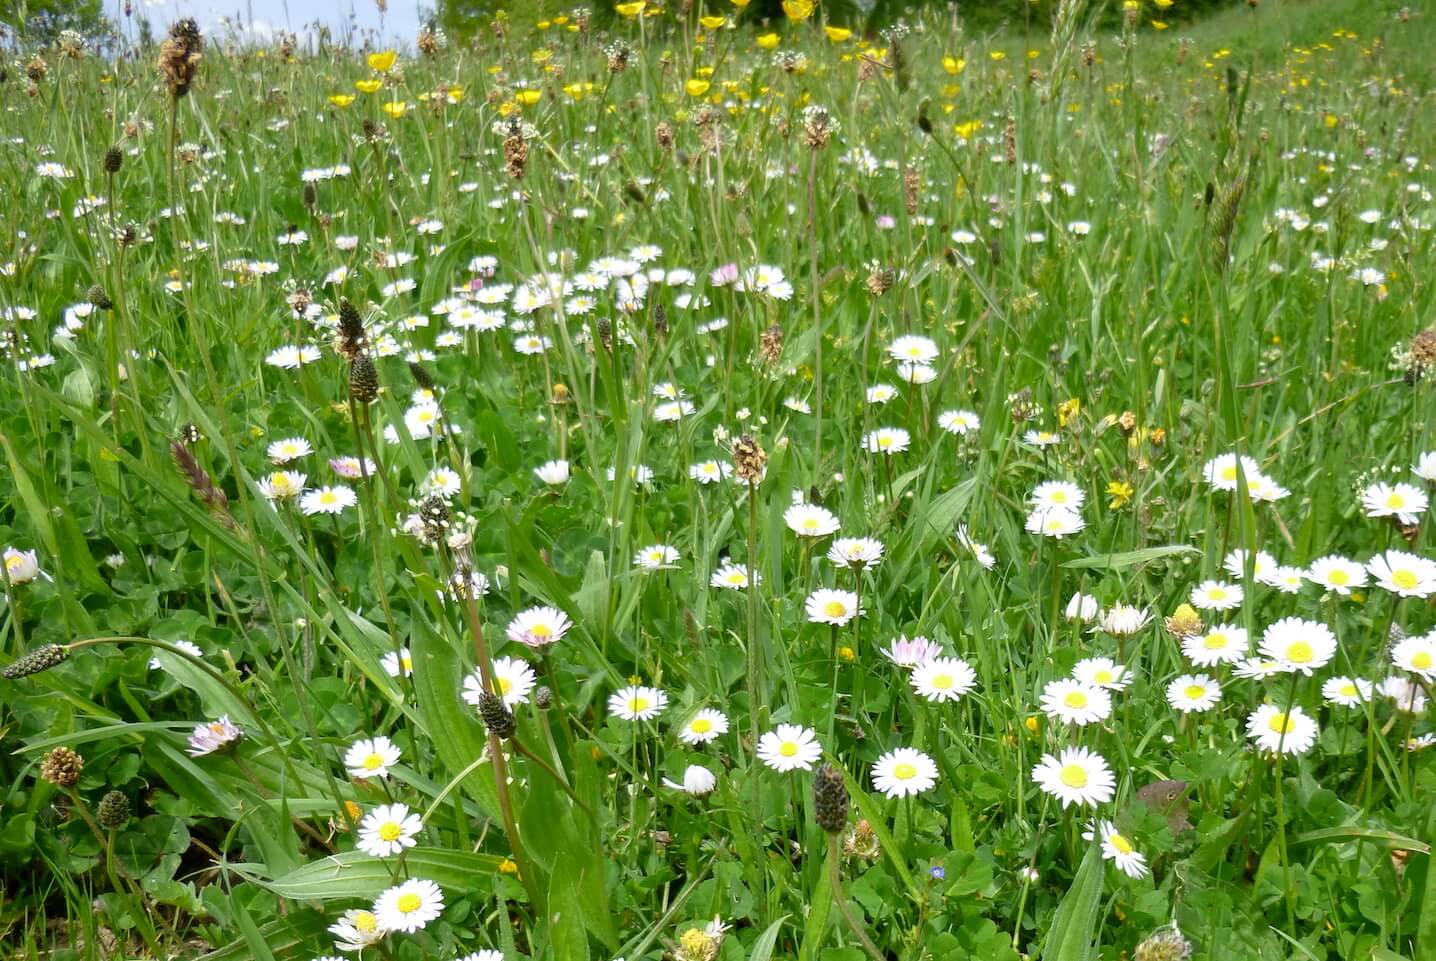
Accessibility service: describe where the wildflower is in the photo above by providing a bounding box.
[300,486,357,516]
[1083,820,1149,878]
[864,427,910,454]
[462,657,536,709]
[634,545,680,569]
[1321,675,1373,707]
[757,724,822,772]
[1031,481,1085,511]
[1182,624,1248,667]
[258,470,306,502]
[1189,580,1242,611]
[1096,604,1151,637]
[689,460,732,484]
[785,503,840,537]
[1032,747,1116,808]
[1257,617,1337,674]
[665,765,718,796]
[344,736,401,779]
[381,649,413,678]
[357,803,422,857]
[330,908,384,952]
[1225,548,1277,581]
[1065,593,1099,622]
[888,335,939,364]
[805,589,862,625]
[1391,632,1436,680]
[1040,679,1112,726]
[883,635,942,667]
[1367,550,1436,598]
[1025,506,1085,538]
[608,685,668,721]
[677,709,729,745]
[1414,451,1436,482]
[374,878,444,934]
[187,716,243,756]
[1361,481,1428,525]
[827,537,884,569]
[1246,704,1318,755]
[1166,674,1222,713]
[535,459,570,485]
[938,410,981,435]
[267,437,313,463]
[1133,926,1193,961]
[711,562,758,590]
[1106,480,1134,508]
[506,606,572,648]
[1202,453,1260,491]
[3,548,41,584]
[1307,555,1366,595]
[956,526,996,568]
[871,748,939,798]
[39,747,84,787]
[1233,658,1287,680]
[1164,604,1205,638]
[910,656,977,702]
[1073,657,1132,691]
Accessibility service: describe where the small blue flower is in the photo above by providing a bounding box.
[929,866,946,880]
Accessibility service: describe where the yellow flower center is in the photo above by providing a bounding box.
[824,601,847,618]
[1413,652,1433,670]
[1286,641,1313,663]
[1093,670,1113,684]
[779,742,798,757]
[690,718,712,734]
[1184,684,1207,700]
[628,697,649,714]
[1267,713,1293,734]
[893,763,917,780]
[363,753,384,770]
[1063,691,1089,709]
[396,893,422,914]
[1392,570,1418,590]
[378,821,403,841]
[932,674,953,689]
[1385,492,1406,509]
[1208,587,1227,600]
[354,912,378,933]
[878,436,892,448]
[1329,569,1349,585]
[1221,465,1237,481]
[497,678,512,694]
[531,624,552,639]
[1203,633,1228,650]
[1339,683,1357,697]
[803,518,819,530]
[1059,764,1088,788]
[1109,833,1133,854]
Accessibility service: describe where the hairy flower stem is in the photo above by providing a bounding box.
[826,833,885,961]
[745,482,762,738]
[809,148,824,486]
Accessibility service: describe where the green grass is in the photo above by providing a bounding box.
[1,2,1435,959]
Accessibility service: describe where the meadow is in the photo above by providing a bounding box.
[1,0,1435,958]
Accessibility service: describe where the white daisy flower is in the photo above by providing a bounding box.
[1182,624,1248,667]
[381,648,413,677]
[1040,679,1113,726]
[1166,674,1221,713]
[756,724,822,772]
[506,606,572,648]
[1189,580,1243,611]
[1391,632,1436,680]
[1361,481,1428,526]
[357,803,422,858]
[462,657,537,710]
[1306,555,1367,595]
[1030,481,1085,511]
[677,709,729,745]
[608,685,668,721]
[710,562,758,590]
[805,589,862,626]
[871,748,939,799]
[1032,747,1115,808]
[1245,704,1318,755]
[1082,820,1148,878]
[909,657,977,702]
[1072,657,1132,691]
[374,878,444,933]
[344,736,401,779]
[1321,675,1373,707]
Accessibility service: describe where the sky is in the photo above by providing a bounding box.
[116,0,428,46]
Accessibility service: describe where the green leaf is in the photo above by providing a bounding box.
[1040,842,1104,961]
[548,864,594,961]
[248,848,505,900]
[194,911,330,961]
[798,847,834,961]
[749,915,790,961]
[1289,826,1429,855]
[1061,544,1198,570]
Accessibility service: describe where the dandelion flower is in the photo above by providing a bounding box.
[1032,747,1116,808]
[871,748,939,799]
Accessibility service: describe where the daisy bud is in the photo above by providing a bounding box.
[813,763,849,834]
[478,690,516,739]
[3,644,70,679]
[40,747,84,788]
[98,790,131,828]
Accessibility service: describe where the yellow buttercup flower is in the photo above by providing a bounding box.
[685,79,711,96]
[382,101,408,118]
[824,26,852,41]
[1154,0,1173,7]
[616,1,645,16]
[355,79,382,94]
[1152,20,1168,29]
[781,0,813,20]
[516,89,542,106]
[367,50,397,73]
[757,32,780,49]
[989,50,1006,61]
[1106,480,1134,509]
[700,15,726,27]
[943,56,966,74]
[954,119,982,138]
[328,94,356,107]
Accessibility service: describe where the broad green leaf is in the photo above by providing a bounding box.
[250,848,505,900]
[1061,544,1198,570]
[749,914,790,961]
[1040,842,1104,961]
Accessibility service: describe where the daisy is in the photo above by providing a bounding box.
[462,657,536,710]
[345,736,401,779]
[148,639,203,671]
[956,526,996,569]
[1189,580,1243,611]
[374,878,444,934]
[258,470,306,502]
[938,410,981,435]
[1257,617,1337,674]
[1224,548,1277,581]
[1246,704,1318,755]
[883,635,943,667]
[866,384,898,405]
[888,335,938,364]
[1040,679,1113,726]
[784,503,840,538]
[425,468,462,497]
[864,427,910,454]
[186,716,243,756]
[1065,593,1099,622]
[663,764,719,795]
[1182,624,1249,667]
[1073,657,1132,691]
[634,545,680,569]
[689,460,732,484]
[267,437,313,463]
[1030,481,1085,511]
[1233,657,1287,680]
[1246,474,1290,503]
[677,709,729,745]
[608,685,668,721]
[1082,820,1149,879]
[1367,550,1436,598]
[1391,633,1436,680]
[1321,675,1373,707]
[381,648,413,677]
[4,548,41,584]
[535,459,570,485]
[756,724,822,772]
[1414,451,1436,482]
[871,748,939,799]
[1032,747,1116,808]
[1265,566,1307,594]
[1306,555,1367,595]
[1025,506,1084,538]
[827,537,884,569]
[1202,453,1261,492]
[1023,429,1060,447]
[330,456,376,479]
[1095,604,1151,638]
[1381,676,1428,715]
[896,362,936,384]
[300,486,358,516]
[506,606,572,648]
[1361,481,1428,525]
[910,657,978,702]
[357,803,422,858]
[1166,674,1222,713]
[328,909,384,952]
[805,589,862,626]
[710,562,758,590]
